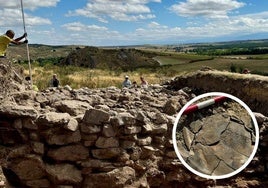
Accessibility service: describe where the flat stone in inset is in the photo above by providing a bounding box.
[212,161,234,176]
[189,119,203,133]
[223,121,253,157]
[187,143,220,175]
[182,127,195,150]
[195,114,229,145]
[210,142,248,170]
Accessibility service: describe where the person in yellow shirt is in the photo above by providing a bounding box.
[0,30,27,57]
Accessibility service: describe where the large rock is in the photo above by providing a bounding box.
[112,112,136,126]
[37,112,71,126]
[42,128,81,145]
[95,137,119,148]
[0,105,38,118]
[53,100,91,116]
[92,148,123,159]
[81,123,101,134]
[7,155,46,181]
[83,166,135,188]
[22,118,38,130]
[163,98,181,115]
[124,125,142,134]
[47,144,89,161]
[46,164,82,184]
[7,145,32,159]
[151,124,168,134]
[254,112,267,125]
[64,117,79,131]
[79,159,113,169]
[25,179,50,187]
[102,124,116,137]
[83,108,110,125]
[154,112,168,124]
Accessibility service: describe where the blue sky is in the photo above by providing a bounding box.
[0,0,268,46]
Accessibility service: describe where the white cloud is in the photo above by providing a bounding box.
[117,11,268,44]
[170,0,245,19]
[148,21,168,29]
[0,9,51,27]
[0,0,57,28]
[62,22,108,32]
[222,12,268,33]
[60,22,124,45]
[26,16,52,26]
[56,9,268,46]
[67,0,160,22]
[0,0,60,10]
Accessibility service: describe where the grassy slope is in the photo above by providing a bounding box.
[7,44,76,60]
[146,48,268,74]
[169,58,268,73]
[7,44,268,90]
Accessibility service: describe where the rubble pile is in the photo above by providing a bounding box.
[0,69,267,187]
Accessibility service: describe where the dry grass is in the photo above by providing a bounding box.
[23,65,168,90]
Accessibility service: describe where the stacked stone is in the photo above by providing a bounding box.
[0,86,191,187]
[0,85,267,187]
[167,70,268,117]
[254,113,268,181]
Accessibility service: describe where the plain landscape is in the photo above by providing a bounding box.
[7,39,268,90]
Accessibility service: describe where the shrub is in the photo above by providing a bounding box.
[230,63,237,73]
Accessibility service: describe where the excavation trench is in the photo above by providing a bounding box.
[168,70,268,116]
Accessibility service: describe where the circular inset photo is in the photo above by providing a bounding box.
[172,92,259,179]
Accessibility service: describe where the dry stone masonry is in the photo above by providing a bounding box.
[168,70,268,116]
[0,69,268,187]
[0,85,189,187]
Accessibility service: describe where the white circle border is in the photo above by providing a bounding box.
[172,92,259,179]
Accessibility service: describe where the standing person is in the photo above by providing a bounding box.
[122,75,132,88]
[50,74,60,87]
[0,30,27,57]
[140,76,148,88]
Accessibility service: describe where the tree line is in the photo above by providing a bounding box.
[190,47,268,56]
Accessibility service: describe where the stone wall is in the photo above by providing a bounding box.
[168,70,268,116]
[0,81,267,187]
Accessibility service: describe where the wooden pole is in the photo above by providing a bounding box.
[20,0,33,87]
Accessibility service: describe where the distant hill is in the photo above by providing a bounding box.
[6,38,268,71]
[173,39,268,49]
[8,44,160,70]
[59,46,159,70]
[7,44,78,61]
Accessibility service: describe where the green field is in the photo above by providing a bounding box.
[147,52,267,75]
[22,55,267,90]
[10,43,268,90]
[165,57,267,73]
